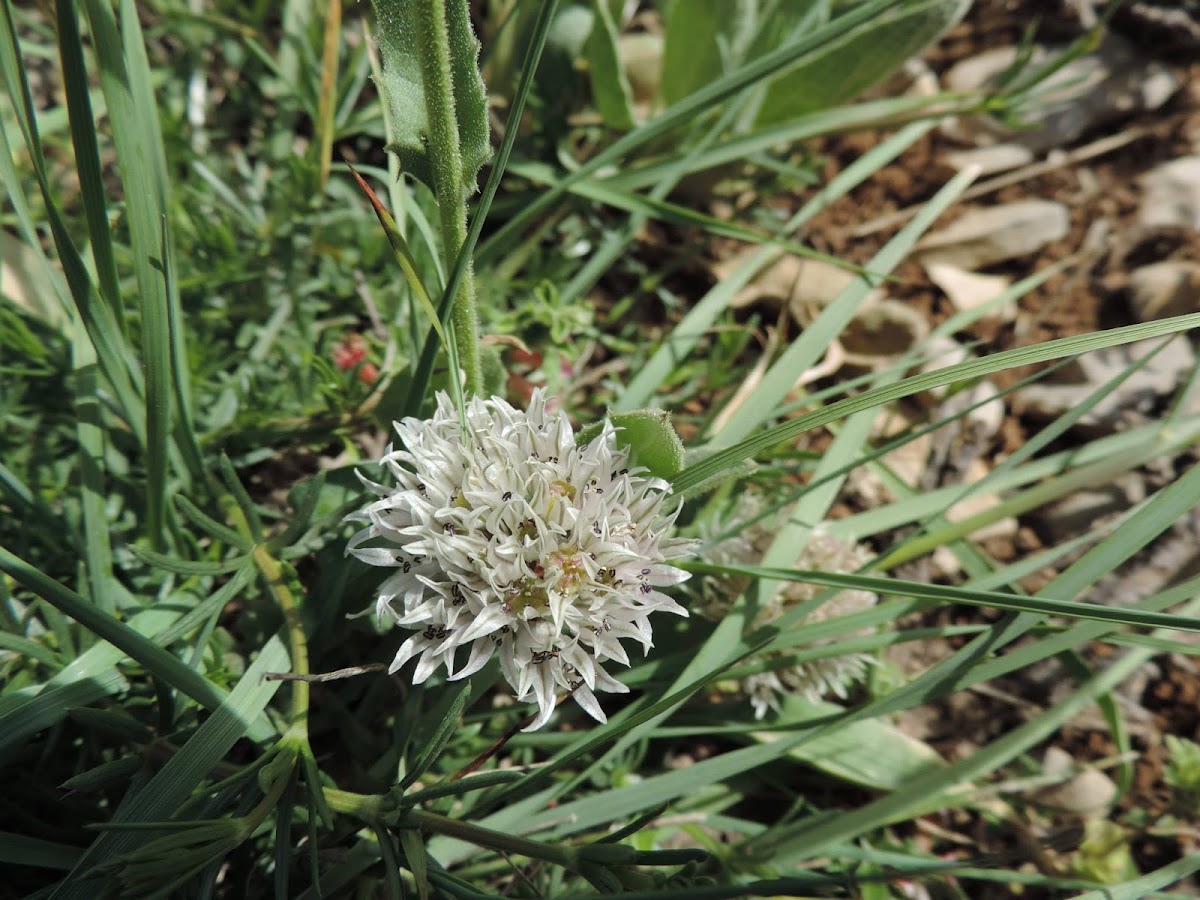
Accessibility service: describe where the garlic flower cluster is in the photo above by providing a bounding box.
[695,498,878,718]
[347,391,694,730]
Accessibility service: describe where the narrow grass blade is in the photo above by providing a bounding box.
[688,562,1200,633]
[0,671,129,758]
[51,635,288,898]
[399,680,472,790]
[0,832,81,871]
[712,165,976,445]
[744,600,1200,863]
[672,312,1200,494]
[585,0,633,129]
[1073,854,1200,899]
[347,163,448,347]
[0,547,239,718]
[615,119,933,412]
[508,160,866,262]
[477,0,916,265]
[82,0,179,544]
[604,94,949,194]
[70,319,115,614]
[315,0,342,190]
[879,336,1188,568]
[0,20,145,440]
[127,547,248,576]
[831,416,1200,541]
[398,770,524,805]
[0,602,184,754]
[55,0,123,330]
[398,828,430,900]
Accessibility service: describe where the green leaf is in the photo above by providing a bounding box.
[752,696,944,791]
[399,680,472,790]
[578,409,686,480]
[611,409,686,480]
[0,832,81,871]
[398,770,524,806]
[0,548,260,731]
[585,0,634,128]
[0,604,182,756]
[52,635,288,898]
[398,828,430,900]
[689,562,1200,634]
[345,164,448,350]
[660,0,757,107]
[60,756,143,794]
[270,472,329,552]
[1073,855,1200,900]
[128,546,248,576]
[755,0,970,125]
[0,11,147,447]
[370,0,490,195]
[81,0,186,544]
[614,118,934,411]
[477,0,916,266]
[672,312,1200,495]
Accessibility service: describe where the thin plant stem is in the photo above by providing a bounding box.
[323,788,575,868]
[252,546,310,732]
[224,495,310,733]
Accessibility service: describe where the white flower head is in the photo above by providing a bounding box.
[347,390,694,730]
[695,497,877,719]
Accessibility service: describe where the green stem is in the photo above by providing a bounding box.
[252,546,309,730]
[414,0,481,396]
[241,745,298,832]
[224,495,310,733]
[323,789,575,868]
[407,809,574,867]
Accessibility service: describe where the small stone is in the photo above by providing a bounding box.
[942,37,1180,153]
[1036,746,1118,816]
[1140,156,1200,230]
[1031,474,1147,544]
[943,45,1020,94]
[1128,261,1200,321]
[1018,335,1196,434]
[947,379,1006,444]
[918,336,969,402]
[925,260,1015,321]
[945,459,1019,542]
[917,340,1007,442]
[619,33,663,106]
[916,200,1070,270]
[840,297,929,367]
[715,251,860,317]
[944,143,1034,176]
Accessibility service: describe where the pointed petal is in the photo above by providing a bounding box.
[593,665,630,695]
[450,639,496,680]
[521,670,557,731]
[389,635,425,675]
[571,684,607,724]
[458,605,511,643]
[412,647,444,684]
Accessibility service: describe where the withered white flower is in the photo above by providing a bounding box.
[347,390,694,730]
[695,498,877,719]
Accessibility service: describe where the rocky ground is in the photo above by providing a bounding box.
[715,0,1200,891]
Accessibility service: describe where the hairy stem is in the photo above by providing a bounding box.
[414,0,480,395]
